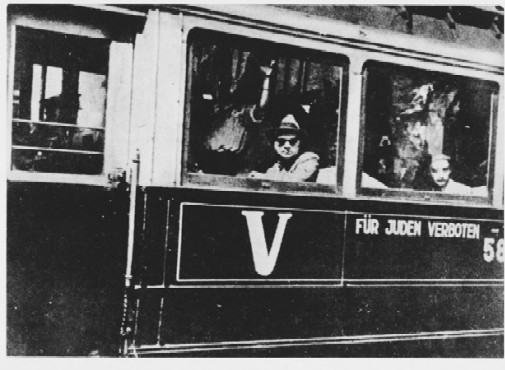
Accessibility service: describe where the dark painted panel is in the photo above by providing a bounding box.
[7,182,129,356]
[345,213,504,280]
[131,190,146,286]
[141,194,170,286]
[178,203,344,282]
[129,187,503,356]
[350,286,503,334]
[149,287,503,348]
[134,292,162,347]
[158,289,347,344]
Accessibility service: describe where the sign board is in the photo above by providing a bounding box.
[177,203,504,285]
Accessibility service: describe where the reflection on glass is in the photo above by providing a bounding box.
[12,121,104,151]
[362,62,496,198]
[11,148,104,174]
[78,72,107,128]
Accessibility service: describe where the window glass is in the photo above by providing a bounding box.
[11,27,109,174]
[361,62,497,199]
[184,30,346,191]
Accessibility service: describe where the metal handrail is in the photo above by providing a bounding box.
[12,145,103,155]
[120,150,140,356]
[12,118,106,131]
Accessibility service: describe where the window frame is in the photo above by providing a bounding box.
[181,27,349,196]
[7,7,136,186]
[357,59,500,206]
[10,26,109,177]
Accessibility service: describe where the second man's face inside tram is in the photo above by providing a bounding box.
[362,62,496,198]
[184,30,497,199]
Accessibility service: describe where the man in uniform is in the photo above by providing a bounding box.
[250,114,319,182]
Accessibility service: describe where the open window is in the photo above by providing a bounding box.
[360,61,498,203]
[11,26,109,175]
[183,29,347,193]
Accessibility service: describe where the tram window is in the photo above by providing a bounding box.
[361,61,498,200]
[183,29,346,192]
[11,27,109,175]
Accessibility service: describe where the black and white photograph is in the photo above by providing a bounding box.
[3,2,504,360]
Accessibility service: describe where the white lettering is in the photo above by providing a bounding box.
[428,222,480,239]
[483,237,504,263]
[428,221,436,237]
[241,211,292,276]
[385,219,422,236]
[497,239,504,263]
[355,215,379,235]
[483,238,495,263]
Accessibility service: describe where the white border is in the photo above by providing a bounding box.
[173,201,504,286]
[176,202,346,284]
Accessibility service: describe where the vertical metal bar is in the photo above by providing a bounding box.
[157,199,171,345]
[301,60,309,93]
[341,212,348,287]
[297,59,306,93]
[39,65,47,121]
[174,12,186,186]
[7,24,17,172]
[162,199,171,285]
[150,10,161,185]
[486,93,495,191]
[335,65,345,188]
[132,298,140,347]
[125,150,140,286]
[342,58,366,197]
[283,57,291,92]
[157,297,165,345]
[120,150,140,356]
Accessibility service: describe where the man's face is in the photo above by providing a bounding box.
[274,134,300,160]
[430,158,451,189]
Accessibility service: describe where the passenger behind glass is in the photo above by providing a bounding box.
[197,54,271,175]
[358,135,394,188]
[428,154,472,195]
[393,110,431,189]
[250,114,319,182]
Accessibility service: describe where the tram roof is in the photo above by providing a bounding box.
[90,5,503,24]
[111,4,503,33]
[69,4,503,69]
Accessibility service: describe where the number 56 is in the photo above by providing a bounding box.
[483,238,504,263]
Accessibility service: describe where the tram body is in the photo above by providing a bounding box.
[6,4,504,356]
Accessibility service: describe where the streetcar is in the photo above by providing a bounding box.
[6,4,504,357]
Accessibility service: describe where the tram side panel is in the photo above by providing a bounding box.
[129,188,504,356]
[344,211,503,339]
[131,188,349,347]
[7,182,130,356]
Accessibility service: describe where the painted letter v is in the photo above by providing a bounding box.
[241,211,293,276]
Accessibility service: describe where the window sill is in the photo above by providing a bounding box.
[359,187,492,207]
[183,172,337,195]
